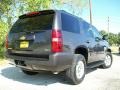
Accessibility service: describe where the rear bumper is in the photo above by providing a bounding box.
[6,52,73,72]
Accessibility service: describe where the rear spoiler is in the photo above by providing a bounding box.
[19,10,55,19]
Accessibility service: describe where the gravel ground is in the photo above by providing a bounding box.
[0,54,120,90]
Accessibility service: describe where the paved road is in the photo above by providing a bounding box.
[0,54,120,90]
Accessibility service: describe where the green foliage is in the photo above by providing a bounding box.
[0,21,8,58]
[1,0,118,59]
[58,0,88,15]
[0,21,8,45]
[0,0,89,59]
[0,0,54,59]
[108,33,118,45]
[100,30,107,36]
[16,0,52,13]
[118,33,120,45]
[0,48,5,59]
[100,30,120,46]
[0,0,13,15]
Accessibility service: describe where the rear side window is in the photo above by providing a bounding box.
[92,27,102,38]
[81,21,94,37]
[61,13,80,33]
[10,14,54,33]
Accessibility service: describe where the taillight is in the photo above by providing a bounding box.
[51,29,63,53]
[5,34,8,49]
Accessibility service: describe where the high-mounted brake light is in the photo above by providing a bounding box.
[51,29,63,53]
[26,11,40,16]
[5,34,8,49]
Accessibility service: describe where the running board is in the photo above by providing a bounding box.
[87,61,104,68]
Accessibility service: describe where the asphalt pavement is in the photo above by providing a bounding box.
[0,54,120,90]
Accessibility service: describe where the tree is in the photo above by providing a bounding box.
[0,0,89,59]
[19,0,52,12]
[117,33,120,45]
[100,30,107,36]
[0,0,14,28]
[57,0,88,15]
[0,21,8,46]
[100,30,120,46]
[0,20,8,58]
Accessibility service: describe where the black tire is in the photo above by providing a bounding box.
[22,69,38,75]
[101,52,113,69]
[65,54,86,85]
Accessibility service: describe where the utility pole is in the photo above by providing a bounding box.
[89,0,92,25]
[108,17,109,38]
[107,16,110,42]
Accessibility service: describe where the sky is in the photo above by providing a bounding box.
[56,0,120,34]
[81,0,120,34]
[10,0,120,34]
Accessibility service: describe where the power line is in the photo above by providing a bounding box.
[92,17,120,23]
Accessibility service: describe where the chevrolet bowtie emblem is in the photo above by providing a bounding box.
[20,36,26,40]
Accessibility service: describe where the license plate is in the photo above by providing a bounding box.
[20,41,29,48]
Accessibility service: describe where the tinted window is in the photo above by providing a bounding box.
[87,29,94,37]
[61,13,80,33]
[82,21,89,31]
[92,27,102,38]
[10,14,54,33]
[81,21,94,37]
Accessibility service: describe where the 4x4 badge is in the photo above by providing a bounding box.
[20,36,26,40]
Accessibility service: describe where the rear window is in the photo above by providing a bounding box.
[10,14,54,33]
[61,13,80,33]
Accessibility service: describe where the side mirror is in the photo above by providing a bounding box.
[102,35,108,40]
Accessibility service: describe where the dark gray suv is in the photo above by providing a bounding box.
[6,10,112,85]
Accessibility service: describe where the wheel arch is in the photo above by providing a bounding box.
[106,48,112,53]
[74,46,88,63]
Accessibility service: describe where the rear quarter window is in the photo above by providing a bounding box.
[81,21,94,37]
[61,13,80,33]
